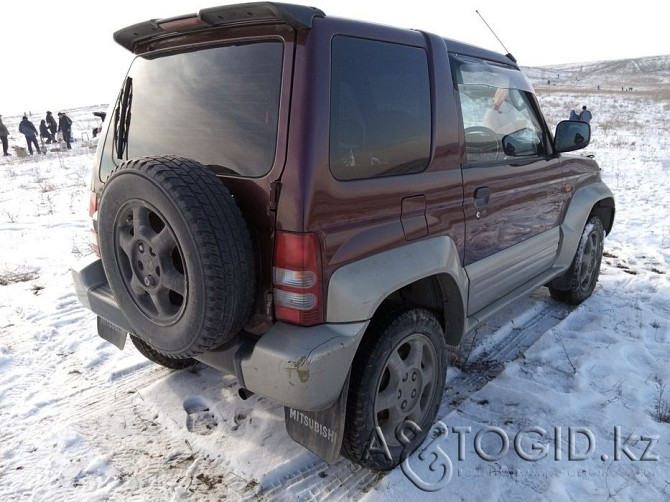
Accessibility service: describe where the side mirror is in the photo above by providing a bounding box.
[554,120,590,153]
[501,129,540,157]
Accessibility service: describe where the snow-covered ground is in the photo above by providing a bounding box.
[0,62,669,501]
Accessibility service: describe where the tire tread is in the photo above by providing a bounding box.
[100,156,256,358]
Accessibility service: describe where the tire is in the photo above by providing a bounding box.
[98,156,256,359]
[342,308,447,471]
[130,335,197,370]
[549,216,604,305]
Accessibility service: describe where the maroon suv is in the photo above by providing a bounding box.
[72,2,615,470]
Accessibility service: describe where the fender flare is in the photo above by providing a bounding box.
[326,236,468,323]
[555,181,614,271]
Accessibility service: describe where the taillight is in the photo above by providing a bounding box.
[158,16,207,32]
[273,232,323,325]
[89,192,100,256]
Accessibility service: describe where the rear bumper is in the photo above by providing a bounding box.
[71,255,367,411]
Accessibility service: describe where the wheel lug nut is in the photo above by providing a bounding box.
[411,390,417,398]
[138,243,145,253]
[401,400,407,410]
[412,372,417,381]
[144,275,156,287]
[402,373,408,382]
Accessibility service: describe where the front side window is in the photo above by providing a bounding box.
[101,40,283,181]
[330,36,431,180]
[451,55,546,165]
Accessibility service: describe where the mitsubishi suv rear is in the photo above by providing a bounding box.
[72,2,615,470]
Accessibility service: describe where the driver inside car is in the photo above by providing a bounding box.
[485,87,528,135]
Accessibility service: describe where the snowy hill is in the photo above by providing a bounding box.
[523,54,670,91]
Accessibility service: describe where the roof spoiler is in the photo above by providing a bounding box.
[113,2,325,53]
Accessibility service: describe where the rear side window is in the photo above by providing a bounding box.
[100,40,283,181]
[330,36,431,180]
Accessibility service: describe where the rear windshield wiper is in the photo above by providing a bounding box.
[114,76,133,160]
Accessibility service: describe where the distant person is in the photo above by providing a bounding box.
[18,115,42,155]
[0,115,10,156]
[569,109,579,121]
[57,112,72,149]
[578,105,592,123]
[46,111,58,139]
[39,119,54,144]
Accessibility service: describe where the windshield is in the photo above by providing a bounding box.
[100,40,283,180]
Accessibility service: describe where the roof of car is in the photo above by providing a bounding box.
[113,1,518,68]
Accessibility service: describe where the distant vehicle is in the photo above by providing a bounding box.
[72,2,615,471]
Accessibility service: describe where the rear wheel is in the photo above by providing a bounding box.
[549,216,604,304]
[342,308,447,470]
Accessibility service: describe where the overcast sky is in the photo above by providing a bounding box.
[1,0,668,117]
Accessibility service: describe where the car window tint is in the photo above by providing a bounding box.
[100,40,283,180]
[330,36,431,180]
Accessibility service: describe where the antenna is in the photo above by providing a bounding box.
[476,10,517,63]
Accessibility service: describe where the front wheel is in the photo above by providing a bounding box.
[549,216,604,304]
[342,308,447,470]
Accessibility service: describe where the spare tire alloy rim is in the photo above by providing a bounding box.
[114,200,187,325]
[375,333,437,448]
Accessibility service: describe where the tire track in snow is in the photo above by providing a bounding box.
[257,459,383,500]
[442,298,572,413]
[0,288,166,445]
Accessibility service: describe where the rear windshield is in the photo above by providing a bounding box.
[100,40,283,180]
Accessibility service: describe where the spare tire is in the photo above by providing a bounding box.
[98,156,256,359]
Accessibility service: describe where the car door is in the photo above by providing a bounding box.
[451,55,571,314]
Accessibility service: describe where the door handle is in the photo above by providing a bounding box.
[473,186,491,208]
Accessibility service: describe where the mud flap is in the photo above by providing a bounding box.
[284,372,350,464]
[97,316,128,350]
